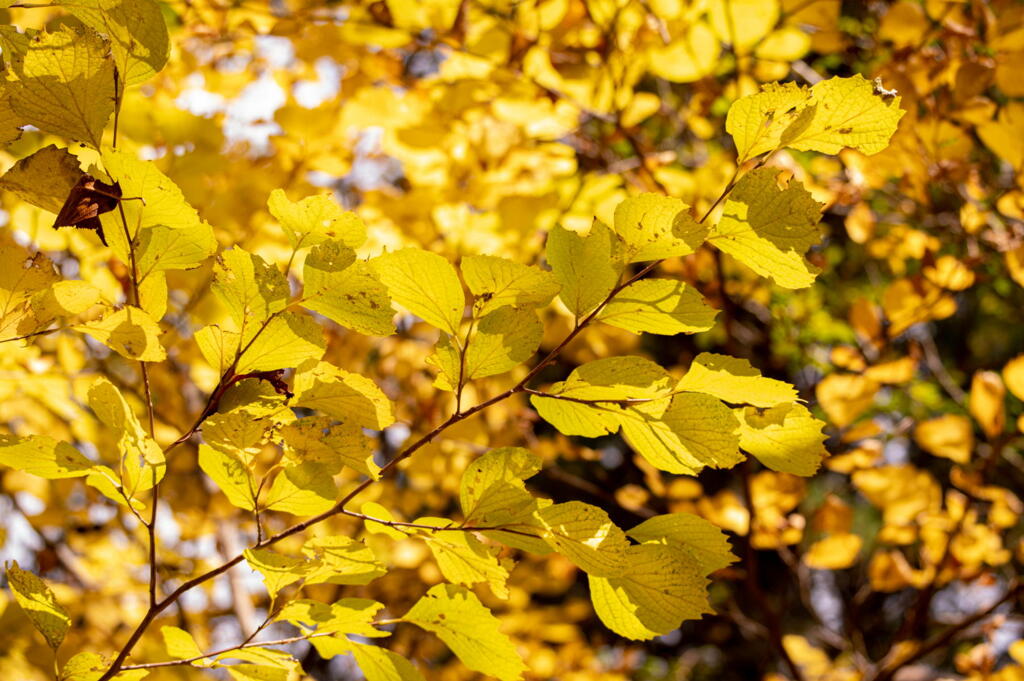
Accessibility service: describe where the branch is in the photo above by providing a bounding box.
[119,632,333,671]
[97,154,757,680]
[867,581,1022,681]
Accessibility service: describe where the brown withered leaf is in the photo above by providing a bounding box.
[53,174,123,246]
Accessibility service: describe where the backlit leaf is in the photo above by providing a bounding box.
[403,584,526,681]
[6,562,70,649]
[676,353,799,408]
[612,194,708,263]
[710,168,823,289]
[371,248,464,335]
[547,222,623,318]
[75,306,166,362]
[302,240,393,336]
[268,189,366,249]
[293,360,395,430]
[598,278,717,335]
[736,404,827,475]
[461,255,560,315]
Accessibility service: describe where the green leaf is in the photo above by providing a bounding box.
[301,536,387,586]
[75,306,167,362]
[0,434,93,478]
[415,516,511,598]
[535,501,630,577]
[547,222,623,318]
[268,188,366,249]
[627,513,737,574]
[197,444,257,511]
[598,278,717,335]
[0,145,82,214]
[235,311,325,373]
[464,307,542,381]
[710,168,823,289]
[161,626,212,666]
[60,0,170,87]
[6,561,71,649]
[676,352,798,407]
[370,248,465,334]
[211,249,290,344]
[293,360,395,430]
[302,240,393,335]
[403,584,526,681]
[263,461,337,516]
[461,255,560,316]
[5,26,114,147]
[736,403,827,476]
[612,194,708,263]
[588,543,711,640]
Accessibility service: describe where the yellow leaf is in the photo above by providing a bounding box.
[194,325,241,375]
[726,82,810,162]
[301,536,387,586]
[881,278,956,335]
[612,194,708,263]
[280,417,381,480]
[415,516,511,598]
[278,598,387,640]
[0,144,82,214]
[914,414,973,464]
[198,443,257,511]
[0,241,59,341]
[235,311,325,373]
[534,501,630,577]
[268,188,366,249]
[755,26,811,62]
[302,241,393,336]
[816,373,878,428]
[804,533,863,570]
[263,462,337,516]
[5,26,114,147]
[736,403,828,476]
[923,255,975,291]
[243,548,309,598]
[293,360,395,430]
[977,102,1024,170]
[627,513,737,574]
[100,149,214,265]
[370,248,464,335]
[349,642,425,681]
[461,255,560,316]
[75,305,166,362]
[6,562,70,649]
[31,281,101,324]
[620,392,743,475]
[459,447,549,554]
[360,502,408,540]
[0,434,93,479]
[969,371,1006,439]
[648,22,719,83]
[161,626,211,666]
[425,333,461,391]
[708,0,778,54]
[403,584,526,681]
[710,168,823,289]
[598,278,717,335]
[546,222,624,318]
[1002,355,1024,401]
[783,74,905,156]
[88,376,165,497]
[677,352,799,407]
[588,543,711,640]
[211,249,290,345]
[60,0,169,87]
[464,307,542,380]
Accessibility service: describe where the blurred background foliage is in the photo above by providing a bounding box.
[1,0,1023,680]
